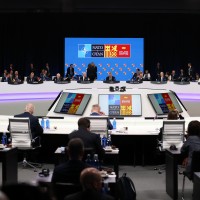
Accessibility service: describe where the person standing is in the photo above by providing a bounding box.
[187,63,194,81]
[87,62,97,82]
[66,64,75,79]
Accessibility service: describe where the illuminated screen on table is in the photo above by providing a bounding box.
[54,92,91,115]
[98,94,142,116]
[64,37,144,81]
[147,92,183,115]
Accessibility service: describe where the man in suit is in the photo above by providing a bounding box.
[68,117,105,161]
[187,62,194,81]
[106,72,116,82]
[9,103,43,139]
[64,167,114,200]
[80,72,90,81]
[27,72,37,83]
[87,62,97,82]
[1,72,11,83]
[157,72,167,82]
[170,70,178,81]
[51,138,90,184]
[90,104,113,130]
[135,71,144,83]
[66,64,75,79]
[53,73,63,83]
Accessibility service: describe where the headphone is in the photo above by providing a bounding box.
[39,168,50,177]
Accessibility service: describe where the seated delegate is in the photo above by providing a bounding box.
[130,71,143,83]
[64,167,114,200]
[51,138,90,184]
[105,72,116,82]
[27,72,43,84]
[79,72,90,82]
[90,104,113,130]
[180,120,200,179]
[68,117,105,161]
[157,72,167,82]
[53,73,63,83]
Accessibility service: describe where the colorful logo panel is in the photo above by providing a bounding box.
[120,94,132,115]
[78,44,130,58]
[108,94,120,115]
[60,93,84,114]
[154,93,169,113]
[161,93,175,111]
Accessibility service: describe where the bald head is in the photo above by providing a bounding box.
[80,167,102,191]
[25,103,35,115]
[91,104,100,113]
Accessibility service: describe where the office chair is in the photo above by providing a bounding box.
[154,120,185,174]
[181,151,200,200]
[87,116,108,136]
[9,117,42,172]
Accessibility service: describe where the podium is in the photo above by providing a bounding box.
[77,80,93,84]
[151,81,167,84]
[126,80,143,84]
[103,80,120,84]
[173,81,190,85]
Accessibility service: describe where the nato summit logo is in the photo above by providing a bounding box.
[78,44,130,58]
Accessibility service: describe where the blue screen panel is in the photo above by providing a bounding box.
[64,37,144,81]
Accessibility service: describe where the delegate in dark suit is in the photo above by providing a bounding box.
[1,76,12,83]
[51,160,89,184]
[65,189,114,200]
[64,167,114,200]
[14,112,43,139]
[90,112,113,130]
[87,63,97,82]
[66,65,75,78]
[68,118,105,161]
[27,76,37,83]
[69,129,105,160]
[105,76,116,82]
[8,103,43,139]
[51,138,90,184]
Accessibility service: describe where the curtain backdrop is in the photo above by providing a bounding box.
[0,13,200,78]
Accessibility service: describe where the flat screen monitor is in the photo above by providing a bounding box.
[64,37,144,81]
[54,92,91,115]
[98,94,142,116]
[147,92,183,115]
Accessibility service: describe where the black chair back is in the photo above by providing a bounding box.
[53,182,82,200]
[191,151,200,180]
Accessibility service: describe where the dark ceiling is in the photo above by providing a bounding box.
[0,0,200,13]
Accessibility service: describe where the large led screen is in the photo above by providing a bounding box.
[64,37,144,81]
[148,92,183,115]
[98,94,142,116]
[54,92,91,115]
